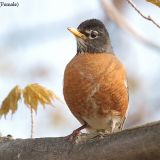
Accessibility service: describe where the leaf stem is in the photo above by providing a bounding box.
[30,108,35,138]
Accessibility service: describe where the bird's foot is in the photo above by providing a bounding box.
[65,124,87,141]
[75,132,98,143]
[75,130,109,143]
[87,130,111,140]
[65,129,81,141]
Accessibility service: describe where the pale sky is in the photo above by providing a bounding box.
[0,0,160,138]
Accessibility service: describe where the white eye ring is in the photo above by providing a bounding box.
[89,30,98,39]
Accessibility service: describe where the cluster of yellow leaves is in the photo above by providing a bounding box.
[0,84,59,117]
[146,0,160,7]
[0,86,21,117]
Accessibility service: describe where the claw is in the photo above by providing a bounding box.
[65,123,87,141]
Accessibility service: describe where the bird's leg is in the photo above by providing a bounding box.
[65,123,87,141]
[118,117,126,131]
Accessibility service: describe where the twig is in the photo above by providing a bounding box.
[126,0,160,29]
[100,0,160,51]
[30,108,35,138]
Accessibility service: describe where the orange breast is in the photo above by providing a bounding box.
[63,53,128,123]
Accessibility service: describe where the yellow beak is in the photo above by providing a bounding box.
[67,27,86,39]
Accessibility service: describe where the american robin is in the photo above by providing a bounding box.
[63,19,128,138]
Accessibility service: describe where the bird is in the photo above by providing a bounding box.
[63,19,129,139]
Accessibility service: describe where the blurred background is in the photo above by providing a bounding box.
[0,0,160,138]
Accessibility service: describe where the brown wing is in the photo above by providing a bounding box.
[63,53,128,121]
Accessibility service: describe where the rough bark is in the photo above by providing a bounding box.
[0,121,160,160]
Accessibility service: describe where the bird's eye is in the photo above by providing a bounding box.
[89,31,98,39]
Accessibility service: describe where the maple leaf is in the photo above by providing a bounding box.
[146,0,160,7]
[23,83,58,112]
[0,86,21,118]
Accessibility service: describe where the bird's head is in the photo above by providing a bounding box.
[68,19,113,54]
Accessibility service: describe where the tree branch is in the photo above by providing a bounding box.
[126,0,160,29]
[100,0,160,51]
[0,121,160,160]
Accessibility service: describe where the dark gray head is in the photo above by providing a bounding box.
[68,19,113,54]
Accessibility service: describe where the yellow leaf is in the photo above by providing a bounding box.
[23,83,58,112]
[0,86,21,117]
[146,0,160,7]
